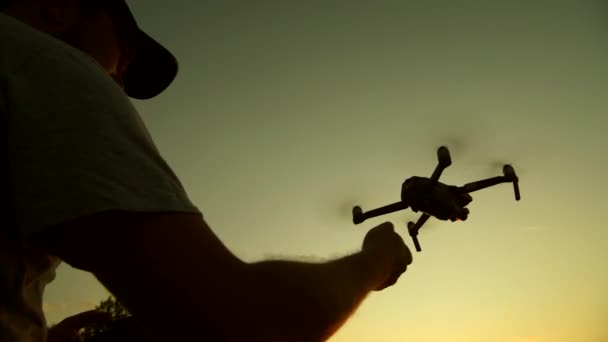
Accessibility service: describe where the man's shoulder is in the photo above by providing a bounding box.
[0,13,134,128]
[0,13,111,91]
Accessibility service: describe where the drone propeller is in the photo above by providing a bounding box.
[440,136,470,159]
[430,120,492,162]
[329,199,364,228]
[480,160,511,175]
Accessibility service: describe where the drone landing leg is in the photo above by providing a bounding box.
[407,213,430,252]
[410,232,422,253]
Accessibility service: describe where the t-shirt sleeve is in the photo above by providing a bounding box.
[7,49,200,238]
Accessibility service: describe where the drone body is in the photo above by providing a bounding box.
[352,146,520,252]
[401,176,473,221]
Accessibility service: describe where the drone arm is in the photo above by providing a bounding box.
[407,213,430,252]
[458,176,511,194]
[354,202,408,224]
[430,146,452,183]
[430,163,448,183]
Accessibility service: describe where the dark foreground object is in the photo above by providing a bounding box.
[84,316,147,342]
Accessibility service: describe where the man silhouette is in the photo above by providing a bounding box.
[2,1,413,341]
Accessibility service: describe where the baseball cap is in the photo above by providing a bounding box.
[110,1,178,99]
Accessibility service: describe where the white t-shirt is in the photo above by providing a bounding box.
[1,12,200,342]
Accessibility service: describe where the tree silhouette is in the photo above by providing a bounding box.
[80,296,131,342]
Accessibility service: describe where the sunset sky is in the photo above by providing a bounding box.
[43,1,608,341]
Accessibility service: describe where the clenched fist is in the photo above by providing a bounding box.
[362,222,413,291]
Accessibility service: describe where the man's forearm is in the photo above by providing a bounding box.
[36,213,393,342]
[244,250,390,341]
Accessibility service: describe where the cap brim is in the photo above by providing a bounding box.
[122,29,178,100]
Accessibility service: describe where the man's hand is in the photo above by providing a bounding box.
[47,310,111,342]
[362,222,413,291]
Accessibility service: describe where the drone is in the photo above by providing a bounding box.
[352,146,521,252]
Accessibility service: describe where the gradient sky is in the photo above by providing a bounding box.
[43,1,608,341]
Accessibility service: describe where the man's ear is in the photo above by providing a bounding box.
[38,0,83,32]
